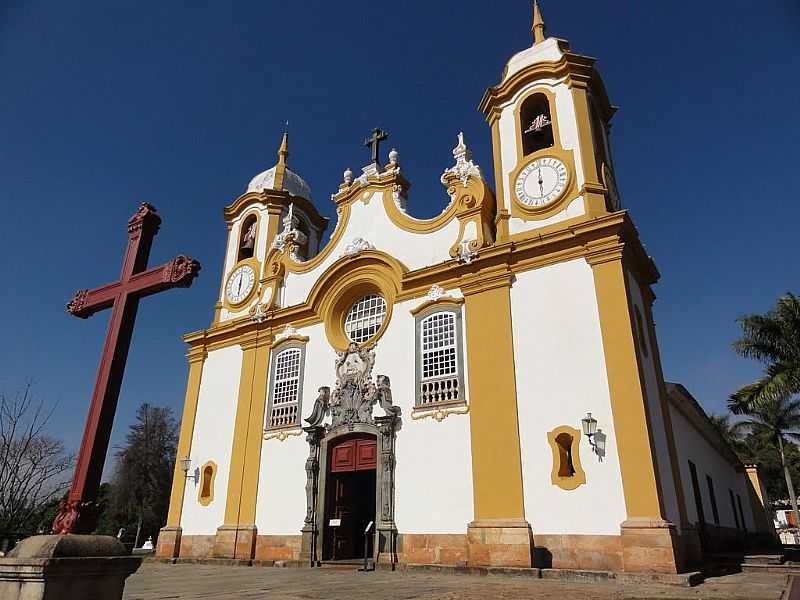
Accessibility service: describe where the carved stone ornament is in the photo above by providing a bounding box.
[341,237,375,257]
[324,343,401,430]
[276,323,299,340]
[456,238,478,264]
[271,203,308,258]
[249,302,269,323]
[161,255,201,286]
[66,289,89,315]
[426,284,446,301]
[441,132,482,189]
[305,387,330,427]
[127,202,161,233]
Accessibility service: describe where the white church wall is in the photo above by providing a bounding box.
[256,322,333,535]
[256,435,308,535]
[377,296,474,534]
[669,405,754,531]
[510,258,627,535]
[281,191,461,309]
[625,273,681,527]
[181,345,242,535]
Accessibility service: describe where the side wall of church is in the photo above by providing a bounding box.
[625,272,682,528]
[180,345,243,540]
[511,258,627,537]
[669,405,755,535]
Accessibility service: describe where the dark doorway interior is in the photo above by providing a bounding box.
[323,434,376,561]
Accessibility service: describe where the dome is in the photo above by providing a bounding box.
[245,132,312,200]
[246,166,312,200]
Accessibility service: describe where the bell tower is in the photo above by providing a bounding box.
[480,1,621,242]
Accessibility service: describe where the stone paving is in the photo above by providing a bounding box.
[124,562,790,600]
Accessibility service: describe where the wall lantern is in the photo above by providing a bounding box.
[581,412,604,459]
[180,456,198,483]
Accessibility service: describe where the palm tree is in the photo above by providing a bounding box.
[708,413,746,454]
[730,293,800,414]
[733,396,800,528]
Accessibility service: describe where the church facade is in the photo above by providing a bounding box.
[157,6,775,573]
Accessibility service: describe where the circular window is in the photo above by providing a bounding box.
[344,294,387,343]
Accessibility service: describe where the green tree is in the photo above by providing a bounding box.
[732,396,800,527]
[106,403,178,547]
[730,293,800,413]
[708,413,747,455]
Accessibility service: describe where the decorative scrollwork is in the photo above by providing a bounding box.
[66,289,89,316]
[162,255,201,286]
[127,202,160,232]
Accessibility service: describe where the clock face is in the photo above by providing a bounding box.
[514,157,569,208]
[225,264,256,305]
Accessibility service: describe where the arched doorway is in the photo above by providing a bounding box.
[322,433,376,560]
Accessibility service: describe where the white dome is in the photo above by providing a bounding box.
[246,166,312,200]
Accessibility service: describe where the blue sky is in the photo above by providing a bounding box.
[1,1,798,474]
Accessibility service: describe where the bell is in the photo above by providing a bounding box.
[241,235,255,250]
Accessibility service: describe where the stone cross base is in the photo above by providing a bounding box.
[0,535,142,600]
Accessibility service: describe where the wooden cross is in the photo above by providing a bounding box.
[363,127,389,166]
[52,203,200,535]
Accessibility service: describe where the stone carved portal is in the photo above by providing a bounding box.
[301,343,400,566]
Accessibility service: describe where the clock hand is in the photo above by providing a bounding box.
[237,276,242,296]
[538,168,544,197]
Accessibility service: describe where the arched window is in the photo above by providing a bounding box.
[237,214,257,262]
[547,426,586,490]
[415,306,465,408]
[198,461,216,506]
[520,93,554,156]
[266,345,306,430]
[555,432,576,477]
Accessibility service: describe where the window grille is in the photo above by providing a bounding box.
[344,294,386,343]
[418,311,461,406]
[268,347,302,429]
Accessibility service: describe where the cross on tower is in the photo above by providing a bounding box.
[52,203,200,535]
[363,127,389,166]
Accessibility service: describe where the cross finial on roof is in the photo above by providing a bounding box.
[364,127,389,166]
[532,0,546,45]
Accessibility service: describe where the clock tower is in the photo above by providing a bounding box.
[480,1,621,242]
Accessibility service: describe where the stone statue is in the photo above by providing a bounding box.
[304,387,330,427]
[375,375,401,417]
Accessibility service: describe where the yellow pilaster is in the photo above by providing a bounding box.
[569,84,607,218]
[223,329,272,526]
[588,251,664,520]
[165,346,207,527]
[489,118,510,242]
[462,270,525,520]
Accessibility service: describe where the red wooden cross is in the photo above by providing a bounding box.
[52,203,200,535]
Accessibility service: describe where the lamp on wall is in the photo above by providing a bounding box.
[581,412,600,454]
[180,456,198,483]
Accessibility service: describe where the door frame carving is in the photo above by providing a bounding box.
[307,419,398,566]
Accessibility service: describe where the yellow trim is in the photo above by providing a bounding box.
[547,425,586,491]
[409,295,464,317]
[263,429,303,442]
[186,212,658,354]
[589,252,664,520]
[166,348,206,526]
[222,330,272,525]
[411,404,469,422]
[490,120,510,242]
[198,460,217,507]
[463,271,525,520]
